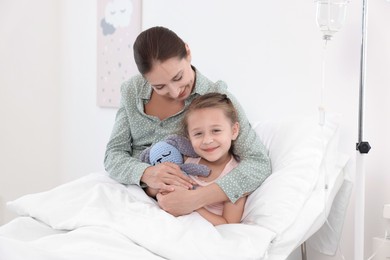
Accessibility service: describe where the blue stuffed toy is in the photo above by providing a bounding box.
[139,134,210,177]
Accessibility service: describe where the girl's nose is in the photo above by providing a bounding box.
[203,135,214,145]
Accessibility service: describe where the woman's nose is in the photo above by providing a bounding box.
[168,84,183,98]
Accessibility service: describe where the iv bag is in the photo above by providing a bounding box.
[315,0,349,40]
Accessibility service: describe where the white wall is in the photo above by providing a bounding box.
[0,0,115,223]
[1,0,389,259]
[58,1,115,183]
[0,0,62,223]
[363,0,390,257]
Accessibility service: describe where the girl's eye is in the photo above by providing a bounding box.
[212,129,221,133]
[193,132,202,137]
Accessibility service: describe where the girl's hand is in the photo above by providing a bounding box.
[145,185,188,198]
[156,188,198,216]
[157,183,228,217]
[141,162,196,193]
[159,185,189,195]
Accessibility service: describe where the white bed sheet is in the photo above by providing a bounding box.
[267,155,352,260]
[0,217,164,260]
[0,114,350,260]
[0,163,348,260]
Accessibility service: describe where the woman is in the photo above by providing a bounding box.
[104,26,271,216]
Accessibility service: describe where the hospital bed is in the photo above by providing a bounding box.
[0,114,352,260]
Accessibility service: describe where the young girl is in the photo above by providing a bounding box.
[181,93,246,225]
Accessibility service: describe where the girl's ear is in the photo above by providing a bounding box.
[232,122,240,140]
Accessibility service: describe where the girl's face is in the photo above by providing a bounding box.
[144,48,194,102]
[187,108,239,165]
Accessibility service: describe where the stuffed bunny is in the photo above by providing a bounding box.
[139,134,210,177]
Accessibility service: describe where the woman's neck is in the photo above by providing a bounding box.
[145,92,184,120]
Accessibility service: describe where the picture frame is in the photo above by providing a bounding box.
[97,0,142,108]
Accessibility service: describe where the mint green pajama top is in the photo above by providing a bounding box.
[104,68,271,203]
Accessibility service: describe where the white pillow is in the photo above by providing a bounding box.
[242,114,342,235]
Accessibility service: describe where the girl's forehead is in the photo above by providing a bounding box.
[187,108,230,122]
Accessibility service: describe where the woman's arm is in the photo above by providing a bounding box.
[104,106,149,185]
[196,196,247,226]
[104,78,194,190]
[215,86,272,203]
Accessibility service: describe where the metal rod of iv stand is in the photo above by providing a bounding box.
[358,0,368,146]
[355,0,372,259]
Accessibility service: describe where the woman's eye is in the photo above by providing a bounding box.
[153,85,165,90]
[173,75,182,81]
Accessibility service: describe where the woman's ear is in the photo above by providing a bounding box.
[185,43,191,61]
[232,122,240,140]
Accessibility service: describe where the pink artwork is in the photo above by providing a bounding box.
[97,0,142,108]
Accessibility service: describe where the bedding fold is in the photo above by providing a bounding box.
[6,172,275,260]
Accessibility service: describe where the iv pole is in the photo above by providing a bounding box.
[355,0,372,259]
[314,0,371,258]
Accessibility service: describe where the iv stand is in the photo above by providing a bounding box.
[355,0,372,259]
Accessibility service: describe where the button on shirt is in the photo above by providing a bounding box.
[104,67,271,203]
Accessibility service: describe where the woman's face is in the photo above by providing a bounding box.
[144,54,195,102]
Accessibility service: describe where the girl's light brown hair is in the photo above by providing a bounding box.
[182,93,239,156]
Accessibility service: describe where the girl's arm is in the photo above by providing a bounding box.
[196,196,247,226]
[157,183,228,216]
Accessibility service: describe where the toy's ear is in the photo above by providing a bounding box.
[165,134,198,157]
[139,147,151,164]
[181,164,210,177]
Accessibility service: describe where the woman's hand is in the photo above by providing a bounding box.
[141,162,195,193]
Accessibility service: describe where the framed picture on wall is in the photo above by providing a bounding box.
[97,0,142,108]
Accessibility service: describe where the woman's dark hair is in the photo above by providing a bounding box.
[133,26,188,75]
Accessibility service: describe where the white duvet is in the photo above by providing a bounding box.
[2,172,275,260]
